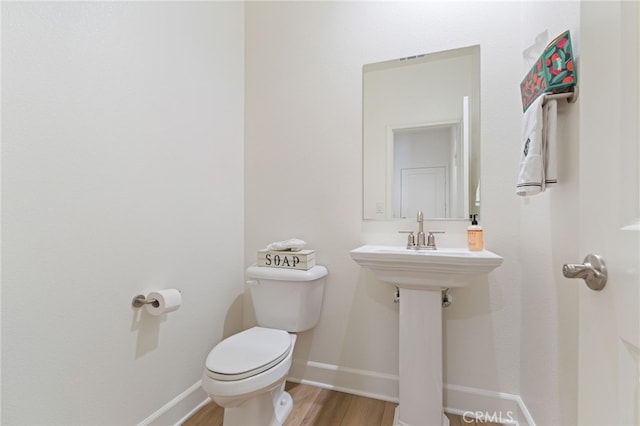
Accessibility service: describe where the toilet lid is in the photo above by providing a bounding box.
[205,327,292,381]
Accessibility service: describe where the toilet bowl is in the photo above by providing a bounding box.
[202,327,297,425]
[201,265,328,426]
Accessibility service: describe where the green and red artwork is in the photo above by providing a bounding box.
[520,30,577,112]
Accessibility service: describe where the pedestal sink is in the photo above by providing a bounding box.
[350,245,503,426]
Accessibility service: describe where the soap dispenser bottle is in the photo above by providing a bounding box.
[467,214,483,251]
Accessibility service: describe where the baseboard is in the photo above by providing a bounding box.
[444,384,536,426]
[288,360,535,426]
[136,380,210,426]
[288,360,400,403]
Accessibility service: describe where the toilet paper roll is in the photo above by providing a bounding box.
[145,289,182,316]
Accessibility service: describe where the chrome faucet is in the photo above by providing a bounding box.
[416,211,426,249]
[399,211,442,250]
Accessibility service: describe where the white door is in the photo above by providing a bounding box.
[400,167,446,218]
[578,2,639,424]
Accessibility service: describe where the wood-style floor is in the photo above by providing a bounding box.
[183,382,502,426]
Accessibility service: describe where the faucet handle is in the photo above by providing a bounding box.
[398,231,416,249]
[426,231,445,250]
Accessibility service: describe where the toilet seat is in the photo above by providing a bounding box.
[205,327,292,381]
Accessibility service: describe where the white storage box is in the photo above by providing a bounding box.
[257,249,316,270]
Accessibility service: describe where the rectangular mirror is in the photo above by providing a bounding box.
[362,45,480,220]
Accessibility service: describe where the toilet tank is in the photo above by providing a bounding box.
[246,265,328,332]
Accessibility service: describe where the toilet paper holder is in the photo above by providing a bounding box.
[131,294,160,308]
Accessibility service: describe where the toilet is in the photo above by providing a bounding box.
[201,264,329,426]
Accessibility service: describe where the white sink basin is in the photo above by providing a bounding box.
[350,245,503,290]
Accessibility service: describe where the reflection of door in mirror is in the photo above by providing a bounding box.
[363,46,479,221]
[389,96,469,219]
[400,166,446,218]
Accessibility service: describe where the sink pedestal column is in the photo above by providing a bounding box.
[396,288,443,426]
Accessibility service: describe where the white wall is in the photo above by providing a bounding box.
[2,2,245,424]
[517,3,580,425]
[244,0,525,409]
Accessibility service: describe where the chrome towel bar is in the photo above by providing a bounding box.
[543,86,578,105]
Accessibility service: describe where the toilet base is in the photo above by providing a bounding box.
[222,381,293,426]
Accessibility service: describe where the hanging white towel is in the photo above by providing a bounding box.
[517,97,545,196]
[516,96,558,196]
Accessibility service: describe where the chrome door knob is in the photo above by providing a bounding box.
[562,253,607,291]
